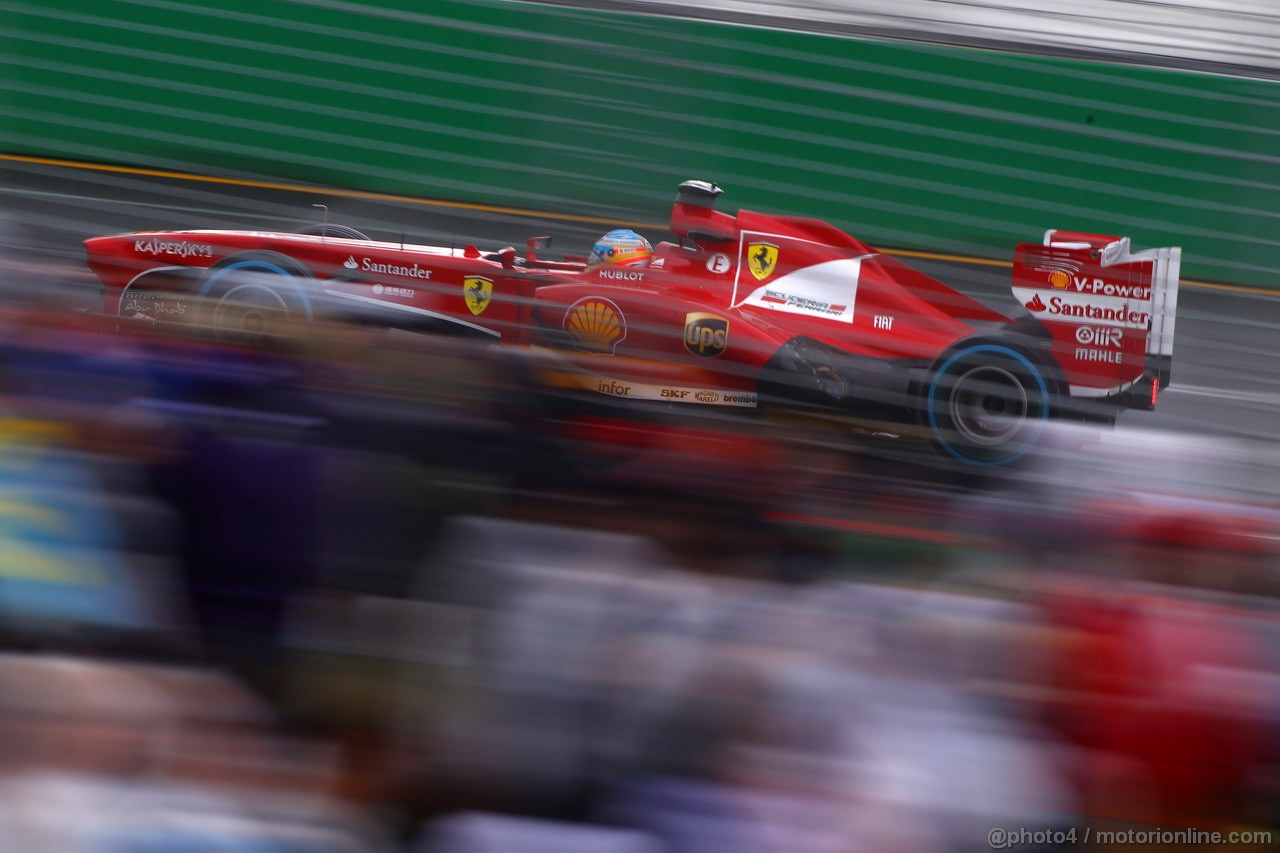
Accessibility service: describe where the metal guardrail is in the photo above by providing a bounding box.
[535,0,1280,76]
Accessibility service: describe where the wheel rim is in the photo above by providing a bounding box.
[211,280,290,337]
[948,364,1029,445]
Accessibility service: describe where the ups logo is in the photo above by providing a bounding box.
[684,313,729,358]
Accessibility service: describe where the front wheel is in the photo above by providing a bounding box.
[199,253,314,344]
[925,344,1051,465]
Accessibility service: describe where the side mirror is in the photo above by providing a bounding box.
[526,236,551,263]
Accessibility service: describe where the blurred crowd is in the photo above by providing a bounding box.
[0,299,1275,852]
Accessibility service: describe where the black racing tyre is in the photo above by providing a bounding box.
[296,223,371,240]
[924,343,1052,466]
[198,252,315,343]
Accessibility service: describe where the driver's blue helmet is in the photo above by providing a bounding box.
[587,229,653,270]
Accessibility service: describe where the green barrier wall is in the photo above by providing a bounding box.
[5,0,1280,285]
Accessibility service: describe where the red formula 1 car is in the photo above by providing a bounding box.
[84,180,1180,464]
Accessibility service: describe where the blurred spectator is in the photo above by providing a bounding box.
[0,413,184,655]
[0,289,1273,852]
[1031,506,1278,828]
[415,813,661,853]
[0,653,390,851]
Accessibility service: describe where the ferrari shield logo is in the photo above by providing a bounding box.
[747,242,778,281]
[464,276,493,316]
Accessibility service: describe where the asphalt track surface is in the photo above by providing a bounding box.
[3,154,1279,466]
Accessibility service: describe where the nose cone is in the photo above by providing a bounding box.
[84,233,150,292]
[85,232,141,259]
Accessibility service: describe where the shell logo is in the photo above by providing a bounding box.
[564,297,627,354]
[1049,270,1070,289]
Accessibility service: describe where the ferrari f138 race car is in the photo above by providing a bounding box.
[84,180,1180,464]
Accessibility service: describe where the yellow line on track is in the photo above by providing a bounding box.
[0,153,663,229]
[2,153,1268,296]
[883,247,1011,267]
[1174,279,1272,295]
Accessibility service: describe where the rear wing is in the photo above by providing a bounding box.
[1093,233,1181,365]
[1013,230,1181,407]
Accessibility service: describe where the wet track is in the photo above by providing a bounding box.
[3,155,1280,474]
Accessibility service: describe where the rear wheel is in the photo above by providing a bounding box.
[925,344,1051,465]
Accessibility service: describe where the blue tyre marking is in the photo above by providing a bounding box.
[926,344,1049,466]
[199,260,313,321]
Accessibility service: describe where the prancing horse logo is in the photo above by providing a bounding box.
[464,276,493,316]
[747,242,778,281]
